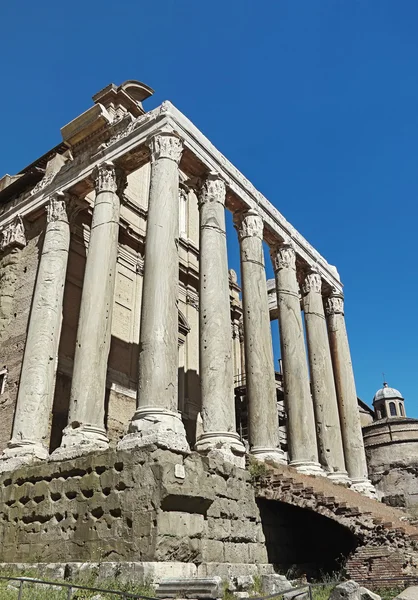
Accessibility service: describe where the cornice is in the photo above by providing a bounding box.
[0,101,342,292]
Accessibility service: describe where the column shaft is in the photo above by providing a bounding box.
[119,129,189,453]
[271,243,322,475]
[52,162,123,459]
[302,271,348,481]
[325,293,376,496]
[236,210,284,463]
[195,173,245,465]
[1,196,70,470]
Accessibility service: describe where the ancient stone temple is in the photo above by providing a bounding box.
[0,80,415,582]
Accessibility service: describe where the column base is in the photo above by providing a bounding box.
[50,423,109,461]
[327,470,350,485]
[350,478,377,498]
[117,407,190,454]
[250,446,287,465]
[195,431,246,468]
[0,439,48,473]
[290,460,325,476]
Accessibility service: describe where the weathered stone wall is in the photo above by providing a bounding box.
[0,448,267,566]
[0,216,44,452]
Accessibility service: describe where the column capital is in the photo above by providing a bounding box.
[325,291,345,316]
[93,161,126,195]
[301,269,322,296]
[46,192,69,223]
[270,242,296,272]
[148,128,183,163]
[199,172,226,207]
[0,215,26,252]
[234,209,263,241]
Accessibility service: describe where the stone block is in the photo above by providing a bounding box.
[201,540,225,562]
[157,511,204,538]
[230,519,258,543]
[206,517,231,540]
[156,577,223,599]
[261,574,293,596]
[330,581,360,600]
[283,588,309,600]
[235,575,254,591]
[224,542,250,563]
[155,535,201,562]
[359,588,381,600]
[248,542,268,563]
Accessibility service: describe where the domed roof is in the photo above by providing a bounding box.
[373,382,404,403]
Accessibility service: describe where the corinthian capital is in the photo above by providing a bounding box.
[325,292,344,316]
[0,215,26,252]
[148,128,183,163]
[301,270,322,296]
[199,173,226,207]
[270,242,296,272]
[234,209,263,241]
[46,192,69,223]
[93,161,126,195]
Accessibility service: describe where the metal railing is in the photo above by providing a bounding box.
[0,575,156,599]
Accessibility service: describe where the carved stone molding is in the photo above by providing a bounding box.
[0,216,26,253]
[301,270,322,296]
[186,290,199,310]
[148,128,183,164]
[270,242,296,272]
[46,192,68,223]
[235,209,263,241]
[93,161,126,195]
[199,172,226,207]
[325,293,344,316]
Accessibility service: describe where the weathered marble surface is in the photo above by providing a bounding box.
[302,271,347,482]
[195,174,245,467]
[53,162,123,459]
[236,209,284,463]
[271,244,322,475]
[0,196,70,470]
[325,293,375,496]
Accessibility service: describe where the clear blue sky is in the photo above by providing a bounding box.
[1,1,417,414]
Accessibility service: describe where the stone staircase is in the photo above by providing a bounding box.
[254,462,418,550]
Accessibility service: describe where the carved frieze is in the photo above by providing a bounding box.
[301,270,322,296]
[199,173,226,207]
[93,161,126,195]
[270,243,296,272]
[0,216,26,252]
[325,293,344,316]
[235,209,264,241]
[148,128,183,164]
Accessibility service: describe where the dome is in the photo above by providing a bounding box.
[373,382,404,403]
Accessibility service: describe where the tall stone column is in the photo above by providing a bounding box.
[52,162,125,460]
[195,173,245,466]
[235,209,284,463]
[271,243,322,475]
[0,195,72,471]
[301,270,348,482]
[0,216,26,342]
[325,292,376,496]
[119,129,189,453]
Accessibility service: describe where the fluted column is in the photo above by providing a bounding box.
[52,162,125,460]
[0,195,72,471]
[195,173,245,466]
[301,270,348,482]
[119,128,189,453]
[235,209,284,463]
[271,243,322,475]
[325,292,376,496]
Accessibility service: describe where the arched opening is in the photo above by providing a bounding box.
[380,404,386,419]
[399,403,404,416]
[389,401,397,417]
[258,498,359,578]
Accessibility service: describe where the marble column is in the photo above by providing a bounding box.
[118,128,189,453]
[0,195,71,471]
[271,243,322,475]
[52,162,124,460]
[235,209,284,463]
[301,270,348,482]
[0,216,26,342]
[195,173,245,466]
[325,292,376,496]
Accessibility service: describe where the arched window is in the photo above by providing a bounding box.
[389,402,397,417]
[380,405,386,419]
[399,403,404,416]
